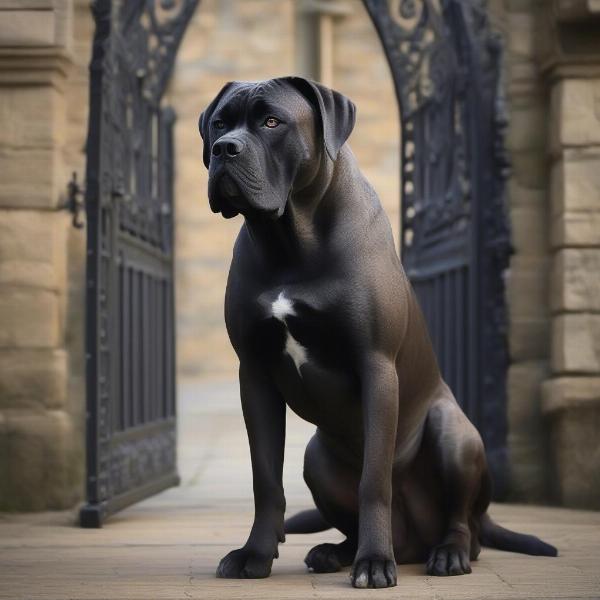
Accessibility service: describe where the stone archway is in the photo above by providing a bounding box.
[80,0,511,526]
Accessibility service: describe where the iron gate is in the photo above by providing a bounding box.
[80,0,198,527]
[364,0,512,498]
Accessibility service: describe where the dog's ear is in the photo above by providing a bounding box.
[198,81,236,168]
[280,76,356,161]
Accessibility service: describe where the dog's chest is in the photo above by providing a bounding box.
[269,292,309,375]
[261,289,358,427]
[259,289,352,378]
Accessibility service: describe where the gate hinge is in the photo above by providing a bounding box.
[60,172,85,229]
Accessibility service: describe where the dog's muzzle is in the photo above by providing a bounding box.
[207,173,242,219]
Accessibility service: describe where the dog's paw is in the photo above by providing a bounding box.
[426,543,471,576]
[350,557,397,588]
[216,548,273,579]
[305,543,343,573]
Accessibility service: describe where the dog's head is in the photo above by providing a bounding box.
[198,77,356,220]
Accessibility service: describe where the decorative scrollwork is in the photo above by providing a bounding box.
[82,0,196,526]
[391,0,423,30]
[98,0,198,249]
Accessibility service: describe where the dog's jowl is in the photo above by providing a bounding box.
[198,77,557,589]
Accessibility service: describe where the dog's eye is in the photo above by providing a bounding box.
[213,119,225,130]
[264,117,280,128]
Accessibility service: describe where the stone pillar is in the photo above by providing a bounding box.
[541,2,600,509]
[0,0,81,510]
[500,0,553,502]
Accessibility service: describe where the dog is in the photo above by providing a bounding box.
[198,76,557,589]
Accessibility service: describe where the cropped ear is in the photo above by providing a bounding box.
[279,76,356,161]
[198,81,236,168]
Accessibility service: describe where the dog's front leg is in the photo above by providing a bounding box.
[350,353,399,589]
[216,362,286,579]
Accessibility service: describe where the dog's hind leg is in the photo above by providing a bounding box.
[302,431,359,573]
[423,391,489,576]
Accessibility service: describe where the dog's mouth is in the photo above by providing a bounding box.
[208,170,281,221]
[218,174,242,203]
[208,173,244,219]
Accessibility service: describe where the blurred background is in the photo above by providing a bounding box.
[1,0,599,526]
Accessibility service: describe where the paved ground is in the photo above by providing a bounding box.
[1,378,600,600]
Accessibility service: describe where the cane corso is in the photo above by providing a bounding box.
[198,77,557,589]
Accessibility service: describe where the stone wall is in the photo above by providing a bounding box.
[170,0,399,377]
[541,2,600,509]
[0,0,82,510]
[493,0,600,509]
[499,0,554,503]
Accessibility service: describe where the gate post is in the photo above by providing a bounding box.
[0,2,81,510]
[541,3,600,509]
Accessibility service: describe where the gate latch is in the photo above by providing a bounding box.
[61,172,85,229]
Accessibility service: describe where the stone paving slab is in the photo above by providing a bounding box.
[1,378,599,599]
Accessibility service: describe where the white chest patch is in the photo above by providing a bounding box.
[271,292,308,375]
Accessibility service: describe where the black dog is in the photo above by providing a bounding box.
[198,77,556,589]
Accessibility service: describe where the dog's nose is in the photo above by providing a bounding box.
[212,137,244,158]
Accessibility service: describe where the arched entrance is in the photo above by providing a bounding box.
[81,0,510,526]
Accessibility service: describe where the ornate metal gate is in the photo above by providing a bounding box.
[364,0,511,497]
[80,0,198,527]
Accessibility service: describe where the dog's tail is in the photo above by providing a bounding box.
[479,512,557,557]
[284,509,332,534]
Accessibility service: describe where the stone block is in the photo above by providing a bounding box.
[0,147,60,209]
[550,149,600,216]
[552,79,600,150]
[509,317,551,361]
[0,85,64,148]
[510,150,549,189]
[549,120,600,251]
[0,287,61,348]
[551,210,600,247]
[0,409,81,511]
[506,100,547,152]
[507,179,547,208]
[0,210,68,291]
[507,60,541,99]
[542,376,600,412]
[542,377,600,509]
[0,349,67,410]
[552,249,600,312]
[506,12,537,59]
[552,314,600,373]
[0,9,55,47]
[509,361,550,426]
[506,256,549,320]
[507,361,551,502]
[510,205,549,256]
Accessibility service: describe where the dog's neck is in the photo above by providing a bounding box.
[244,146,363,270]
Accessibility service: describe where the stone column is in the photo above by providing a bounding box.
[541,1,600,509]
[498,0,553,503]
[0,0,81,510]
